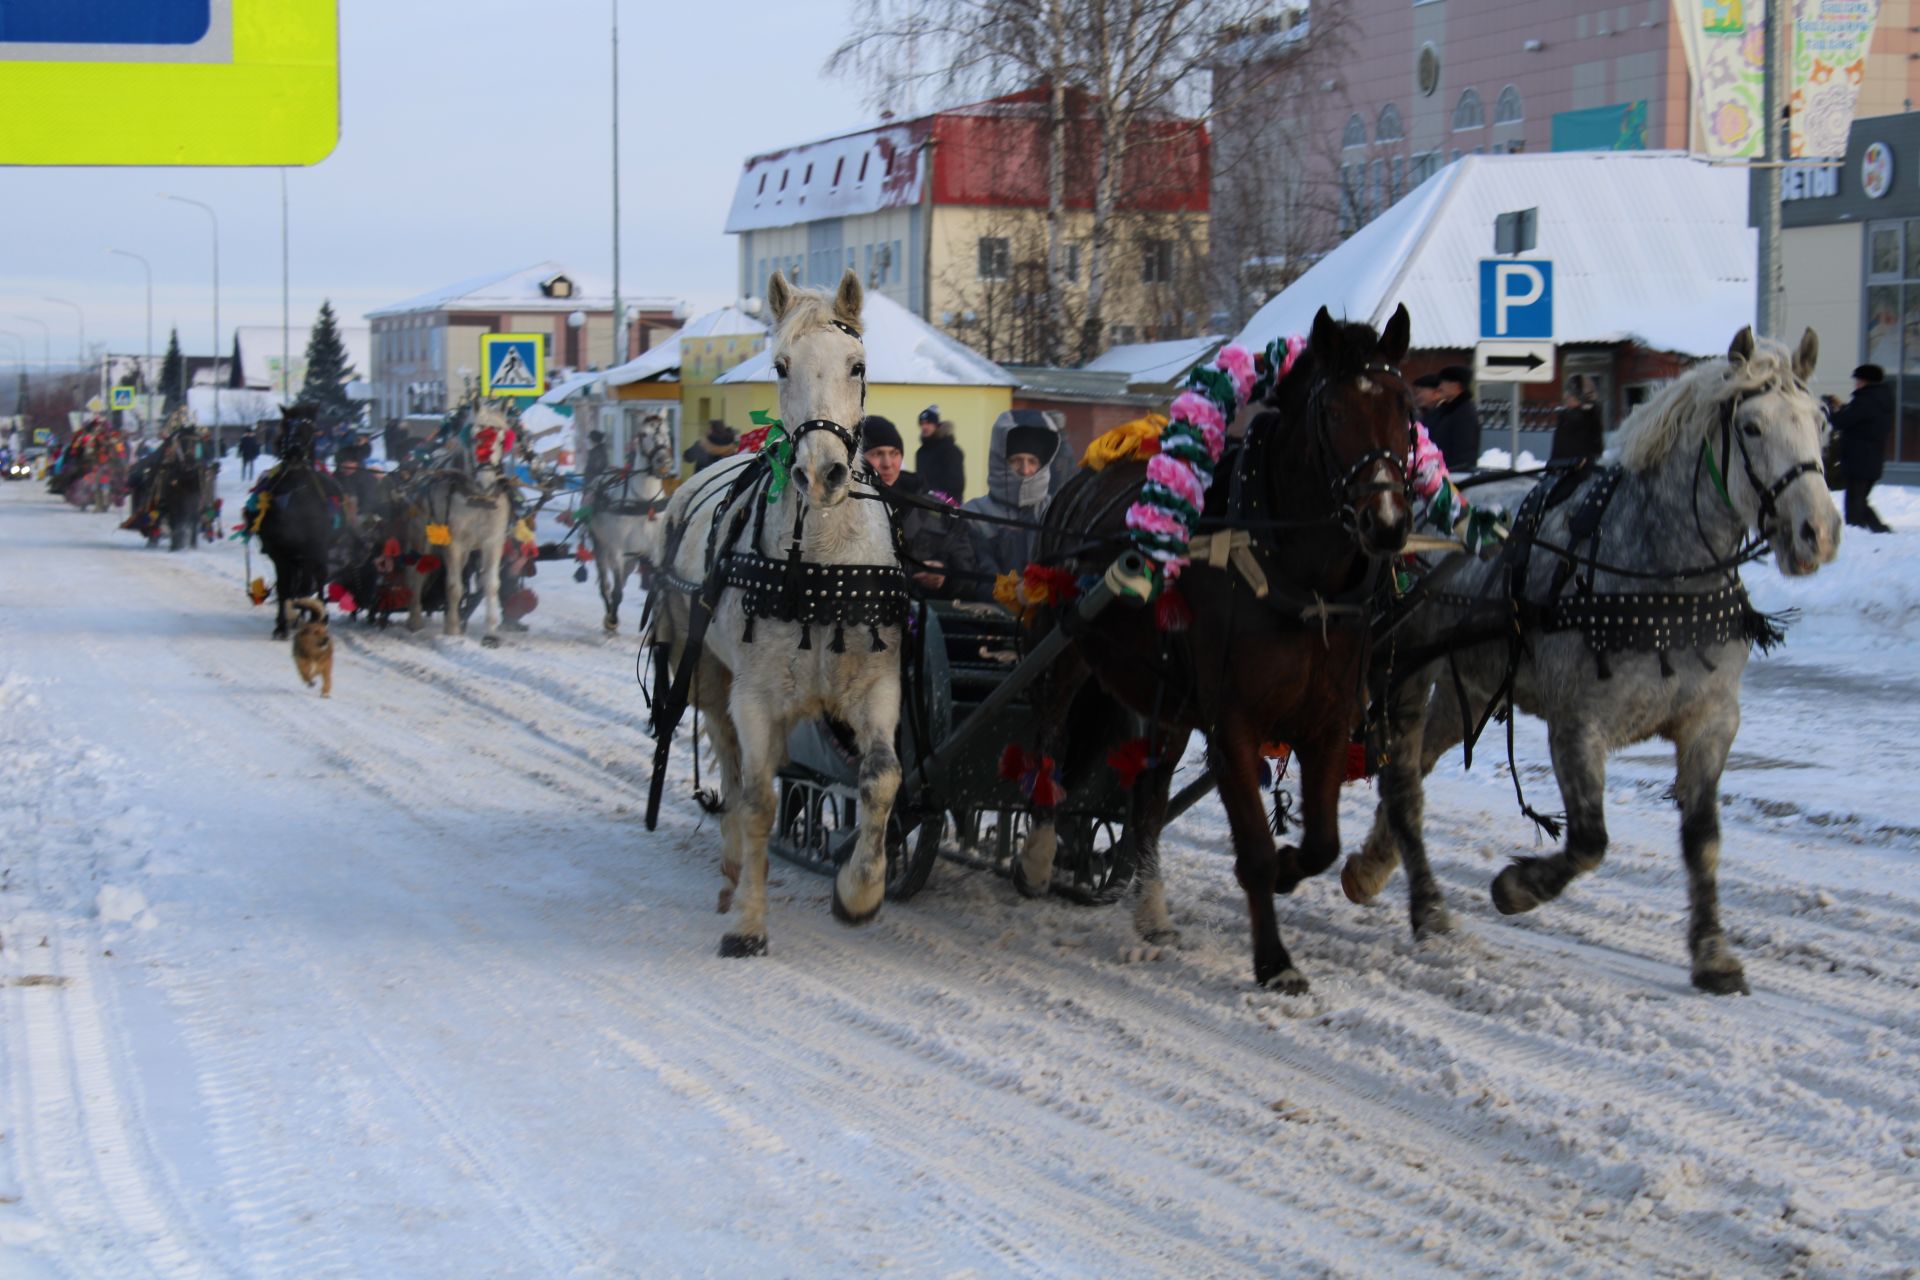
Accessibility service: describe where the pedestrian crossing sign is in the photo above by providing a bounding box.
[0,0,339,165]
[111,387,135,409]
[481,334,544,398]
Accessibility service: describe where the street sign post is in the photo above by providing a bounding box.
[0,0,338,165]
[110,386,135,410]
[1480,258,1555,464]
[1473,340,1555,384]
[480,334,545,399]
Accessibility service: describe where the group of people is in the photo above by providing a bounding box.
[1409,366,1608,472]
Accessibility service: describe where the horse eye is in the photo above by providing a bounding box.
[774,359,790,379]
[851,362,866,379]
[1742,422,1762,437]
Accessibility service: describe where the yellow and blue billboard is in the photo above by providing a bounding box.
[0,0,339,166]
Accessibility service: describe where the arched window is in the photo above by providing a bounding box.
[1376,103,1405,143]
[1452,88,1484,131]
[1495,85,1523,125]
[1342,114,1367,150]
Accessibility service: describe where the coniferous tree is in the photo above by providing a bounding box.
[300,300,358,440]
[229,332,246,389]
[159,328,186,418]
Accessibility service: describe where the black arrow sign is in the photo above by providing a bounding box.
[1486,351,1546,371]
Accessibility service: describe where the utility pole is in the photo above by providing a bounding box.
[281,169,292,403]
[611,0,624,370]
[161,194,220,437]
[1754,0,1789,337]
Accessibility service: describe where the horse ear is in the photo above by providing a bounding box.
[1727,326,1756,366]
[1377,303,1411,366]
[1793,327,1819,380]
[767,271,793,324]
[1309,306,1342,363]
[834,267,864,330]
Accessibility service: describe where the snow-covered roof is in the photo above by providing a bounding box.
[725,123,928,234]
[1083,334,1226,387]
[186,387,285,426]
[233,325,370,392]
[367,263,680,319]
[1235,152,1755,358]
[592,306,770,389]
[537,368,605,405]
[716,291,1012,388]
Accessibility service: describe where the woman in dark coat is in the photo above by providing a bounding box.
[1426,365,1482,472]
[1550,374,1604,463]
[914,405,967,500]
[1833,363,1893,532]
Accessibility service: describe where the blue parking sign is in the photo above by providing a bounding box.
[1479,260,1553,340]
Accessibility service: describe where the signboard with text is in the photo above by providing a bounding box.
[1479,260,1554,341]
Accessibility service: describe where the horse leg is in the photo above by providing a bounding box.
[405,563,426,633]
[1012,652,1092,898]
[1492,720,1608,916]
[595,532,620,633]
[270,554,292,639]
[719,697,780,958]
[1675,705,1748,995]
[1130,741,1183,947]
[442,539,465,637]
[1279,724,1351,893]
[1212,716,1307,993]
[695,659,745,912]
[831,679,902,927]
[1345,670,1453,936]
[477,529,504,647]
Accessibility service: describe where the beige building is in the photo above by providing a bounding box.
[365,263,680,423]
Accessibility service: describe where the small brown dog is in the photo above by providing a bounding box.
[290,598,333,697]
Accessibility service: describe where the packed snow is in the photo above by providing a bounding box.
[2,465,1917,1279]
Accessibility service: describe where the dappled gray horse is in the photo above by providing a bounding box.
[1347,327,1840,995]
[587,414,675,633]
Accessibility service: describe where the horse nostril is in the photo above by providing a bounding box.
[825,463,849,488]
[793,466,809,489]
[1800,519,1816,547]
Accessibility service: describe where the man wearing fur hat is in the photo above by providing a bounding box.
[915,404,966,500]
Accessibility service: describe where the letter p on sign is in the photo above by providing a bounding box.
[1479,259,1553,340]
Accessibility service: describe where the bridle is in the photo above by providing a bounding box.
[1303,358,1414,534]
[1702,374,1822,544]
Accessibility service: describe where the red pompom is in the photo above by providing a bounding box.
[576,544,594,561]
[1154,586,1192,633]
[1107,738,1152,790]
[738,426,770,453]
[1345,741,1371,782]
[415,554,442,575]
[998,744,1028,782]
[383,537,401,558]
[1027,759,1064,808]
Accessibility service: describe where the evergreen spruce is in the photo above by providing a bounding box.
[159,328,186,418]
[229,332,246,389]
[300,301,358,441]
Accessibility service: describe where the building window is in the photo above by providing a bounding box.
[1142,238,1174,284]
[1453,89,1484,131]
[978,237,1011,281]
[1370,159,1387,218]
[803,163,813,184]
[1392,156,1407,201]
[1495,85,1523,124]
[1110,324,1138,345]
[1342,114,1367,150]
[1377,103,1405,143]
[858,154,870,182]
[892,240,903,284]
[832,157,844,185]
[1065,242,1081,282]
[757,173,767,196]
[779,169,789,191]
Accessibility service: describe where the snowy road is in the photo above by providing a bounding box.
[2,474,1917,1279]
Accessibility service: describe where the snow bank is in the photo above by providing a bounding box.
[1748,484,1920,668]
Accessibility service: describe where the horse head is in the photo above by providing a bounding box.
[1719,325,1840,576]
[767,267,866,510]
[1301,304,1414,556]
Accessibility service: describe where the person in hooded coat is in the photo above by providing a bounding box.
[1832,363,1894,533]
[583,429,610,482]
[960,409,1062,579]
[915,404,967,500]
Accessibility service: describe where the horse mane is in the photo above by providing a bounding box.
[1614,339,1794,472]
[472,402,511,430]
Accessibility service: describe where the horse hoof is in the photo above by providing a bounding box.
[1412,904,1456,940]
[1692,965,1750,996]
[1490,865,1542,916]
[718,933,767,958]
[830,884,882,927]
[1011,860,1050,900]
[1259,966,1310,996]
[1341,854,1392,904]
[1140,927,1182,948]
[480,635,499,649]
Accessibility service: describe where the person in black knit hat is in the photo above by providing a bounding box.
[915,403,966,499]
[858,414,978,597]
[1832,363,1894,532]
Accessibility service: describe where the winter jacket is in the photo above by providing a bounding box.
[1425,393,1482,472]
[887,470,983,601]
[583,440,610,481]
[683,437,738,473]
[1833,381,1893,484]
[1549,404,1603,463]
[238,434,261,462]
[916,424,967,500]
[959,410,1062,581]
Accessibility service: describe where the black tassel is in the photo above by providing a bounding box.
[798,621,812,650]
[868,624,886,652]
[829,621,847,654]
[1744,604,1794,654]
[741,612,755,643]
[1523,805,1563,842]
[1658,649,1675,678]
[1268,788,1293,836]
[1594,651,1612,680]
[573,564,588,583]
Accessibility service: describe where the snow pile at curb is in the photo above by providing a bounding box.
[1747,485,1920,666]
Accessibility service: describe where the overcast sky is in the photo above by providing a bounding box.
[0,0,876,369]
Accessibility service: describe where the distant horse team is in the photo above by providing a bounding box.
[53,268,1845,999]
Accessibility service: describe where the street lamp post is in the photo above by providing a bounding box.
[108,249,155,430]
[42,297,86,403]
[11,314,51,377]
[160,193,220,436]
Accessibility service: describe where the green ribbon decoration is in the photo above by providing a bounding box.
[749,409,794,503]
[1700,438,1733,510]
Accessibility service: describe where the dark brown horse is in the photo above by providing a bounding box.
[1022,305,1415,993]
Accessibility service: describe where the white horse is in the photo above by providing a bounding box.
[587,413,676,633]
[1347,327,1841,994]
[403,402,516,647]
[649,268,904,957]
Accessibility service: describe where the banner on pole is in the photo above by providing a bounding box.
[1675,0,1880,160]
